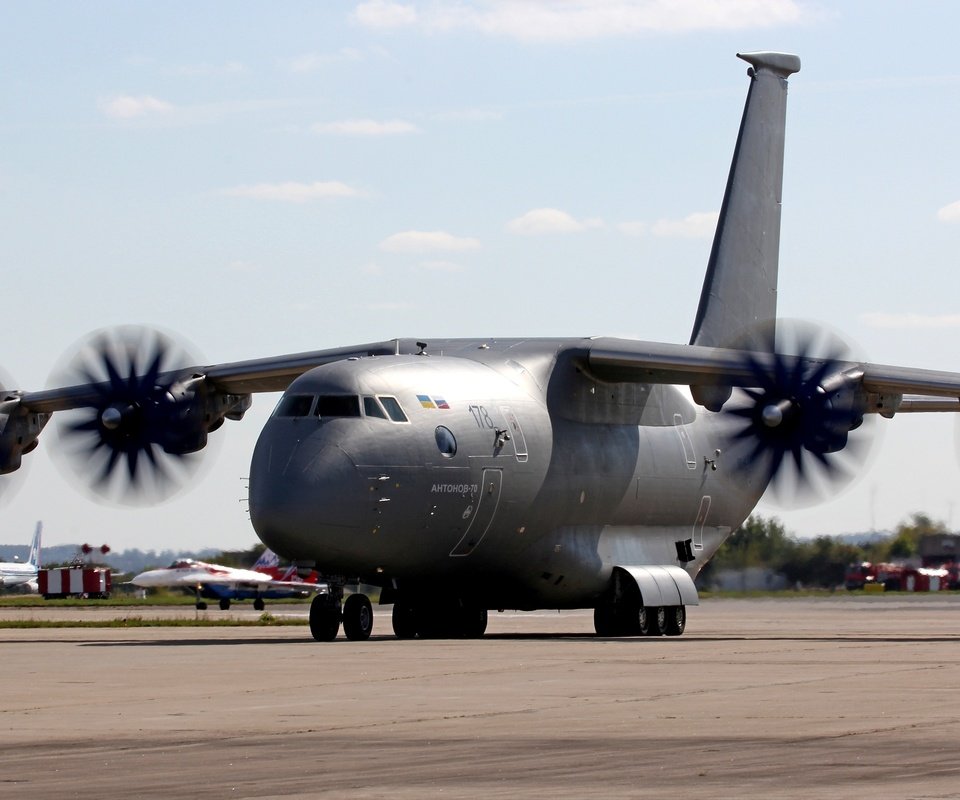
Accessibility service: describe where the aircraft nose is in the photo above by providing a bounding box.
[249,439,369,554]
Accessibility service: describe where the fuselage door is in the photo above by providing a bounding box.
[449,468,503,557]
[499,406,528,462]
[673,413,697,469]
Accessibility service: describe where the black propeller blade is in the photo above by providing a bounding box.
[50,326,207,505]
[721,320,875,507]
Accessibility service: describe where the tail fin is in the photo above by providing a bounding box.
[689,52,800,350]
[27,521,41,568]
[252,548,279,571]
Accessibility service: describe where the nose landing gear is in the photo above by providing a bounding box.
[309,590,375,641]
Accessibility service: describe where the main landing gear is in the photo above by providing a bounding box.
[390,599,488,639]
[309,592,374,641]
[594,598,686,637]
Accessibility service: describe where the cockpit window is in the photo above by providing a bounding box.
[378,396,408,423]
[363,396,387,419]
[316,395,361,418]
[274,394,315,417]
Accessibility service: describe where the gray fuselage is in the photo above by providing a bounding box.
[249,339,763,610]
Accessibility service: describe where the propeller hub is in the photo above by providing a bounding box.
[100,405,128,430]
[761,400,793,428]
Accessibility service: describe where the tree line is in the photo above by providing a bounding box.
[698,512,949,589]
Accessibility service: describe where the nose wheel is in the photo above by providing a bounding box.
[309,594,342,641]
[342,593,373,640]
[309,592,375,641]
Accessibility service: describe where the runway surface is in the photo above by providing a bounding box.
[3,596,960,799]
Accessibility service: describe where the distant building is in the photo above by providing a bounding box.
[918,534,960,567]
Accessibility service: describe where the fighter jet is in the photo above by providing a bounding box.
[2,52,959,641]
[130,549,325,611]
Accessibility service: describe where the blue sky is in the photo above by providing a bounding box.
[2,1,959,551]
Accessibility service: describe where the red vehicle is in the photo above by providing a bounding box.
[844,562,905,591]
[845,561,956,592]
[39,567,112,599]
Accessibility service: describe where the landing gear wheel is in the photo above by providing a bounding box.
[665,606,686,636]
[647,606,666,636]
[459,606,488,638]
[309,594,341,642]
[637,605,651,636]
[253,597,265,611]
[343,594,374,641]
[218,598,231,611]
[392,602,418,639]
[196,601,207,611]
[594,604,619,636]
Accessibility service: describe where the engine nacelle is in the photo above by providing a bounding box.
[0,397,49,475]
[160,376,252,455]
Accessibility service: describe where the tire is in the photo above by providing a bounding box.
[309,595,341,642]
[594,605,618,636]
[665,606,686,636]
[637,605,651,636]
[392,603,418,639]
[219,598,231,611]
[343,594,374,641]
[648,606,666,636]
[253,598,265,611]
[196,601,208,611]
[460,606,488,638]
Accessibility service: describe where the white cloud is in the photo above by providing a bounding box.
[313,118,419,135]
[380,231,480,253]
[99,94,174,119]
[353,0,806,42]
[859,312,960,329]
[937,200,960,223]
[354,1,418,28]
[507,208,602,235]
[221,181,363,202]
[650,210,719,238]
[617,211,717,238]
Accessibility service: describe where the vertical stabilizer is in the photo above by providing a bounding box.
[689,52,800,351]
[27,521,41,568]
[253,548,279,570]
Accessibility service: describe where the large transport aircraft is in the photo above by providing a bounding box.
[130,549,326,611]
[2,52,960,641]
[0,522,42,592]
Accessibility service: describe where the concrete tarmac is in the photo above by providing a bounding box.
[3,596,960,799]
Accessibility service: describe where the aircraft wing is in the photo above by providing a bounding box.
[130,566,325,592]
[14,334,960,417]
[583,338,960,413]
[130,566,276,589]
[14,339,410,414]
